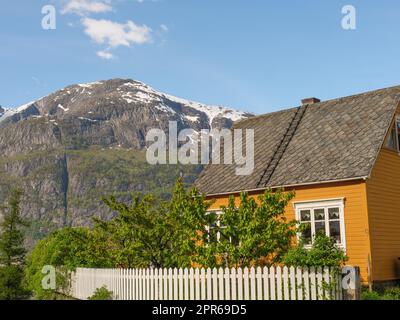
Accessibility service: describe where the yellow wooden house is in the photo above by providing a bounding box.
[195,86,400,286]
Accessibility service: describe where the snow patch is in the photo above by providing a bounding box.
[134,91,160,104]
[78,81,102,88]
[163,93,246,127]
[16,101,36,113]
[0,100,37,123]
[121,80,249,128]
[78,117,98,122]
[154,103,176,114]
[58,104,69,112]
[185,115,200,122]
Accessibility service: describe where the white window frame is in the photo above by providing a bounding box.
[385,116,400,152]
[293,198,347,252]
[205,210,225,243]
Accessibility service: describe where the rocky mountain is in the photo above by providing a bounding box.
[0,78,252,246]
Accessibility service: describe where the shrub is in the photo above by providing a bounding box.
[25,227,93,299]
[282,233,348,268]
[361,289,381,300]
[88,286,113,300]
[361,287,400,300]
[382,287,400,300]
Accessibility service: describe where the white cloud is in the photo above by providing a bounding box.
[160,24,168,33]
[97,50,114,59]
[61,0,113,15]
[82,18,152,48]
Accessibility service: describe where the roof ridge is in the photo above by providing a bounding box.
[232,106,298,127]
[238,84,400,126]
[304,84,400,110]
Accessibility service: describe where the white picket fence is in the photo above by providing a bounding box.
[70,266,346,300]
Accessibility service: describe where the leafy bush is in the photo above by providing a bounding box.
[382,287,400,300]
[25,227,93,299]
[361,288,382,300]
[361,287,400,300]
[282,233,348,268]
[88,286,113,300]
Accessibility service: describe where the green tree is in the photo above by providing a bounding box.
[165,179,214,268]
[100,193,173,268]
[0,189,29,299]
[100,178,213,268]
[206,189,297,268]
[55,182,299,270]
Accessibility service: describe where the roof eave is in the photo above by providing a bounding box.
[203,176,369,198]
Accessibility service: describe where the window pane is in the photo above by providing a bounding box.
[209,228,218,243]
[385,125,397,150]
[314,209,325,221]
[300,210,311,222]
[218,217,226,229]
[329,221,341,244]
[328,207,340,220]
[207,212,218,243]
[209,220,218,229]
[301,222,312,245]
[315,221,326,236]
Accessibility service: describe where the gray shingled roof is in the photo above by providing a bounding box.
[195,86,400,195]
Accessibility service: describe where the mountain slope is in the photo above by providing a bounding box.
[0,79,252,246]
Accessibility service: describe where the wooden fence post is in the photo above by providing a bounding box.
[341,266,361,300]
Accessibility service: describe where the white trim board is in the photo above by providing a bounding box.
[294,198,347,252]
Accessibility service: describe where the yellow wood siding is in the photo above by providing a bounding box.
[207,180,371,283]
[366,148,400,282]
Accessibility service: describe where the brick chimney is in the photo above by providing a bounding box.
[301,97,321,105]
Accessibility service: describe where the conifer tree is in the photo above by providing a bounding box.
[0,189,29,300]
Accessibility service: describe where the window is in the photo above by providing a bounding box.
[295,199,346,249]
[206,211,226,242]
[385,117,400,152]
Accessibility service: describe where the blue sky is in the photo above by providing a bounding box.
[1,0,400,114]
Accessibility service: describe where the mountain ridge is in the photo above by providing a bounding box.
[0,78,253,247]
[0,78,251,128]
